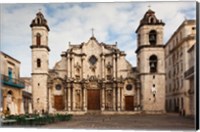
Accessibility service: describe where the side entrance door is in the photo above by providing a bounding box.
[125,96,134,111]
[54,95,64,111]
[87,89,100,110]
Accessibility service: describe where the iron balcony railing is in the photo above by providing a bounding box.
[184,66,194,79]
[1,74,25,88]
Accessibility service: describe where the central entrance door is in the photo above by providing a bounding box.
[87,89,100,110]
[54,95,64,111]
[125,96,134,111]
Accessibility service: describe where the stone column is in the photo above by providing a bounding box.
[113,54,116,78]
[48,87,52,112]
[71,55,74,78]
[81,56,84,79]
[85,85,88,111]
[72,84,75,111]
[113,84,116,111]
[137,88,140,108]
[67,54,70,77]
[64,86,67,110]
[101,55,105,79]
[101,83,105,111]
[83,85,87,111]
[121,87,124,111]
[116,54,119,78]
[117,85,121,111]
[67,83,71,111]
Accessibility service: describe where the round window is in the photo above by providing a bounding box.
[126,84,132,91]
[89,55,97,65]
[55,84,62,90]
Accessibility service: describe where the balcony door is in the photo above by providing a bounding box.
[8,68,12,81]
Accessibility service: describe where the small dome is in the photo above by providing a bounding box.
[30,11,50,31]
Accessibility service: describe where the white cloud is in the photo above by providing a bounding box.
[0,2,196,77]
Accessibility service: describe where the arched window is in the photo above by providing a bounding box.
[7,90,13,104]
[149,30,157,45]
[89,55,97,65]
[137,34,141,45]
[37,18,40,24]
[149,55,157,73]
[37,58,41,68]
[36,33,41,46]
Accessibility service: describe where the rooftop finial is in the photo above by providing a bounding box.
[39,8,42,12]
[91,28,94,37]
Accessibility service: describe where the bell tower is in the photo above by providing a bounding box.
[30,11,50,113]
[135,9,165,113]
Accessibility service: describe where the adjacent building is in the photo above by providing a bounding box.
[184,44,195,116]
[0,52,25,115]
[165,20,196,115]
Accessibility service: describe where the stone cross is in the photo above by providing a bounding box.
[91,28,94,37]
[148,5,151,9]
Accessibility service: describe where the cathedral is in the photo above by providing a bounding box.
[30,9,165,114]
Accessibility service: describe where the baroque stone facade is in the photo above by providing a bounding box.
[30,9,195,115]
[30,11,142,114]
[47,37,140,113]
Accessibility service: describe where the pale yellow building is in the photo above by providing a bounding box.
[184,44,195,116]
[165,20,196,115]
[0,52,25,115]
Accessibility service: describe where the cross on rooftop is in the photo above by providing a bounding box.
[91,28,94,37]
[148,5,151,9]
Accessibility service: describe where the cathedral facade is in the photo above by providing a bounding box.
[30,9,166,114]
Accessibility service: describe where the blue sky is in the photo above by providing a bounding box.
[0,2,196,77]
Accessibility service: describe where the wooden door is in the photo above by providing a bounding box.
[125,96,134,111]
[87,89,100,110]
[54,95,64,111]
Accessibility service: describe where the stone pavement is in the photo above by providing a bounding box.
[42,113,195,130]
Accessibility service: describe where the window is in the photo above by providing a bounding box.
[126,84,132,91]
[89,55,97,65]
[36,33,41,46]
[37,58,41,68]
[169,71,171,79]
[149,55,157,73]
[55,84,62,90]
[37,18,40,24]
[149,30,157,45]
[138,34,141,45]
[8,68,12,80]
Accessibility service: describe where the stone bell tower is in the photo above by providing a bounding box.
[135,9,165,113]
[30,11,50,113]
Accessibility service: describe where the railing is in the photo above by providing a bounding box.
[184,66,194,79]
[1,74,25,88]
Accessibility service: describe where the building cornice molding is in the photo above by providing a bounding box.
[30,45,50,52]
[135,45,165,53]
